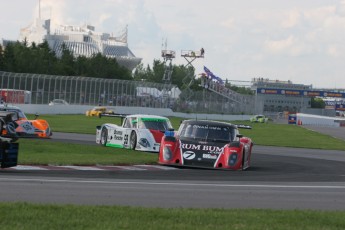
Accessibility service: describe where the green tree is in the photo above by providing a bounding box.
[14,40,35,73]
[2,42,17,71]
[36,41,57,74]
[133,63,154,82]
[82,53,131,80]
[132,60,198,89]
[1,40,132,79]
[55,43,76,75]
[0,44,4,70]
[175,65,197,90]
[75,56,89,76]
[311,97,325,108]
[132,63,148,81]
[224,81,254,95]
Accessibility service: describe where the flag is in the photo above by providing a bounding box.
[203,66,224,85]
[204,66,212,75]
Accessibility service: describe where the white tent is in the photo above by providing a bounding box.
[136,87,162,98]
[169,87,181,99]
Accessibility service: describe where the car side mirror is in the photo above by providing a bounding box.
[236,134,243,139]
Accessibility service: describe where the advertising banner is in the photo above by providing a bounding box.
[257,88,345,98]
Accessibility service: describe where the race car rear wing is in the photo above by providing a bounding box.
[99,113,128,118]
[236,124,252,129]
[98,113,129,125]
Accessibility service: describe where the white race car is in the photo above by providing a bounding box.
[96,114,173,152]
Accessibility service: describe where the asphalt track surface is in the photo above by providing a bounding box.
[1,131,345,210]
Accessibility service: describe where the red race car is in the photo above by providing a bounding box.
[158,120,253,170]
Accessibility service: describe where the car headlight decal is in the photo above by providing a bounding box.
[228,153,238,166]
[163,146,173,161]
[138,138,150,148]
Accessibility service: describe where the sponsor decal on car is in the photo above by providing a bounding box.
[181,143,224,153]
[202,154,218,159]
[114,135,123,141]
[191,124,222,130]
[114,130,123,135]
[183,151,196,160]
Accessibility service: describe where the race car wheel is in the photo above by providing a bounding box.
[130,131,137,150]
[100,127,108,146]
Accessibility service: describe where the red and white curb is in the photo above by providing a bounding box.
[2,165,178,171]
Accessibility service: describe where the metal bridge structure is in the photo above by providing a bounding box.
[180,49,204,101]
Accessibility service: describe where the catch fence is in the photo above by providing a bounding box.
[0,71,255,114]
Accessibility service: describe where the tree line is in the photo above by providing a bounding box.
[0,40,253,94]
[0,40,132,80]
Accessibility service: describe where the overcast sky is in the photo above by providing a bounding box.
[1,0,345,89]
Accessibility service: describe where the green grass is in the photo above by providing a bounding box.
[29,114,345,150]
[28,114,184,135]
[16,116,345,166]
[235,121,345,150]
[18,139,157,165]
[6,115,345,227]
[28,114,123,134]
[0,203,345,230]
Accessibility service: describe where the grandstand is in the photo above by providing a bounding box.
[2,17,141,71]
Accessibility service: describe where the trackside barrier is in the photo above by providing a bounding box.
[296,113,345,127]
[0,142,19,168]
[288,114,297,125]
[16,104,252,122]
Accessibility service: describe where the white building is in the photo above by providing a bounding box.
[3,17,141,71]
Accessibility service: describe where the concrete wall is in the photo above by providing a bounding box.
[301,108,336,117]
[297,113,345,127]
[18,104,251,121]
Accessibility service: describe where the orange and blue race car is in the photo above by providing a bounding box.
[0,105,52,138]
[158,120,253,170]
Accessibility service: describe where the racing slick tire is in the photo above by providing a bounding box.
[100,127,108,146]
[129,131,137,150]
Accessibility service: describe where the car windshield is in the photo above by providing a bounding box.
[179,123,236,142]
[0,108,27,119]
[51,99,67,105]
[136,118,172,131]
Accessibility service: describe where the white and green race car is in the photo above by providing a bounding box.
[96,114,173,152]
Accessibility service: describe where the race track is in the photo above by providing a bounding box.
[1,132,345,210]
